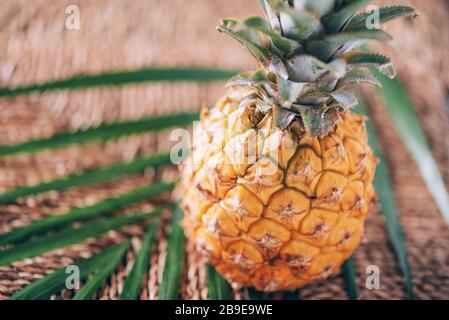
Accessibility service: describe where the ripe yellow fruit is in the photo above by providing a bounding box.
[180,87,377,291]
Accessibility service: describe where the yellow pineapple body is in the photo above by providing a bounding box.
[180,87,377,292]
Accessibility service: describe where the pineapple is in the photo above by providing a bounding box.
[179,0,417,292]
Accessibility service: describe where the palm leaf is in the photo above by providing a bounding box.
[283,290,301,300]
[0,182,173,245]
[0,211,153,266]
[10,241,130,300]
[73,241,130,300]
[0,112,199,158]
[355,99,415,299]
[373,71,449,225]
[341,256,358,300]
[119,216,161,300]
[246,288,265,300]
[207,264,231,300]
[158,204,186,300]
[0,153,172,204]
[0,67,236,97]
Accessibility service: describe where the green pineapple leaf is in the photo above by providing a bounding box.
[244,16,300,53]
[218,0,417,137]
[339,68,381,87]
[307,29,392,61]
[272,105,297,129]
[119,216,161,300]
[344,52,395,78]
[278,8,323,41]
[286,55,331,82]
[301,0,335,17]
[323,0,374,32]
[334,0,346,11]
[345,6,418,30]
[291,101,341,136]
[278,77,309,104]
[218,20,270,64]
[329,89,358,111]
[258,0,282,30]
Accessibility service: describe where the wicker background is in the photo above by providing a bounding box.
[1,0,449,300]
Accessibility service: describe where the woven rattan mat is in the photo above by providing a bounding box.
[1,0,449,300]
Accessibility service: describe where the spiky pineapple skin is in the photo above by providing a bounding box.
[180,87,377,292]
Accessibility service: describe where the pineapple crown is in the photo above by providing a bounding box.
[218,0,418,136]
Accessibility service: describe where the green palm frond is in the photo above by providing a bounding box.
[0,182,173,245]
[341,256,359,300]
[158,204,186,300]
[0,211,154,266]
[0,67,235,97]
[0,112,199,158]
[373,71,449,225]
[119,217,161,300]
[283,290,301,300]
[73,241,130,300]
[10,241,130,300]
[207,264,231,300]
[356,99,415,299]
[0,153,172,204]
[246,288,265,300]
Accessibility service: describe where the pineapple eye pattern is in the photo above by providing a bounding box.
[180,89,377,291]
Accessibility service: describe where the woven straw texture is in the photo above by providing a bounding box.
[1,0,449,300]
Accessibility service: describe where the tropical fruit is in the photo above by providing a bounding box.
[179,0,417,291]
